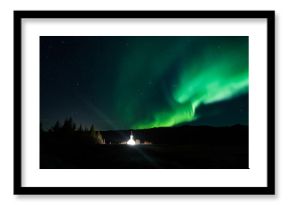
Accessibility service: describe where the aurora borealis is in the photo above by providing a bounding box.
[40,36,248,130]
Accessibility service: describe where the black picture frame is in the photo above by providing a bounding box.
[14,10,275,195]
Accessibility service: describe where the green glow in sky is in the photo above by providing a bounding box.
[40,36,248,130]
[113,37,248,129]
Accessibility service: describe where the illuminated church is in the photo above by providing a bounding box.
[119,131,151,145]
[127,131,136,145]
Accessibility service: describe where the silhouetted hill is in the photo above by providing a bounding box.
[101,125,248,145]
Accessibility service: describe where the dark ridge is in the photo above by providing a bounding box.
[100,124,248,145]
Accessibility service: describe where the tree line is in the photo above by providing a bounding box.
[41,117,105,145]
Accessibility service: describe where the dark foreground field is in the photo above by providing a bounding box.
[40,125,248,169]
[41,143,248,169]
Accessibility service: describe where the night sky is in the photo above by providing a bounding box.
[40,36,248,130]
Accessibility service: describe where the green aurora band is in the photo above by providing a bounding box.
[114,36,248,129]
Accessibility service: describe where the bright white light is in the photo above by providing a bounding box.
[127,133,136,145]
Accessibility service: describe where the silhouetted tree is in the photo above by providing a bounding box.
[52,120,61,133]
[90,125,96,138]
[72,122,76,131]
[62,117,75,137]
[77,125,83,132]
[63,117,72,130]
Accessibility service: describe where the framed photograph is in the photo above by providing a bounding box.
[14,10,275,194]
